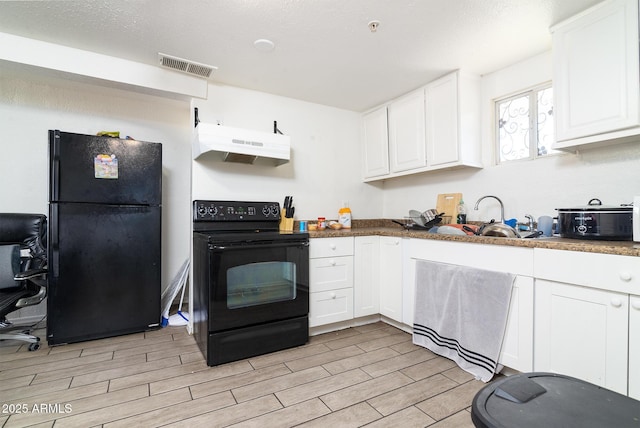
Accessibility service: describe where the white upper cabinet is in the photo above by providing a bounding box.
[388,89,427,173]
[552,0,640,149]
[425,71,481,169]
[361,70,481,182]
[362,107,390,179]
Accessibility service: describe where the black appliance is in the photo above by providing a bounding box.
[192,200,309,366]
[557,198,633,240]
[47,130,162,345]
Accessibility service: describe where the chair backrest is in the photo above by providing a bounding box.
[0,213,47,271]
[0,244,20,289]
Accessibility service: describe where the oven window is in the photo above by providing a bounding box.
[227,261,296,309]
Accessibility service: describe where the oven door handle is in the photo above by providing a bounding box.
[210,241,309,251]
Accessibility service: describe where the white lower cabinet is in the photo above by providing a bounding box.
[309,237,354,327]
[354,236,380,317]
[308,287,353,327]
[378,236,403,322]
[533,248,640,397]
[630,295,640,400]
[534,279,628,395]
[499,276,534,373]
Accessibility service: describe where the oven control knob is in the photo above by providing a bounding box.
[208,206,218,217]
[262,204,279,217]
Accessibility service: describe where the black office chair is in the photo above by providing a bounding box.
[0,213,47,351]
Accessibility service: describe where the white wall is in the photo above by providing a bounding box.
[382,52,640,222]
[192,83,383,220]
[0,64,193,294]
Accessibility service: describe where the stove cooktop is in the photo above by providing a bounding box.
[193,200,281,223]
[192,200,308,241]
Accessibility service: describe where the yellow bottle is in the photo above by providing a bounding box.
[338,202,352,229]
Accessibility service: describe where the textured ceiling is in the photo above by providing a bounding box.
[0,0,602,112]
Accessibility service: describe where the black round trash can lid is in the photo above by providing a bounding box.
[471,372,640,428]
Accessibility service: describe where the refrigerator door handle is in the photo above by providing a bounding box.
[50,203,59,277]
[50,130,61,202]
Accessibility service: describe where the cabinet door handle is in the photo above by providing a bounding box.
[610,297,623,308]
[619,271,632,282]
[631,300,640,310]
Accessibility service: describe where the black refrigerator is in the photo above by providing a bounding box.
[47,130,162,345]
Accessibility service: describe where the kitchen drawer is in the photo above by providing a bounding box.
[310,237,354,258]
[309,287,354,327]
[310,256,354,293]
[534,248,640,294]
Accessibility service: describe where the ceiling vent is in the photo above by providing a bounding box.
[158,53,217,79]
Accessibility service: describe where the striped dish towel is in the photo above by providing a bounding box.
[413,260,514,382]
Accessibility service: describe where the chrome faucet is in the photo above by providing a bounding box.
[474,195,505,224]
[524,214,535,231]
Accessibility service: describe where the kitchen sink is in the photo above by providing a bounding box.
[434,224,544,239]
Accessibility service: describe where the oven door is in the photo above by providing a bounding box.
[207,238,309,332]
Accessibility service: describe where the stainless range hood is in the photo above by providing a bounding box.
[192,123,290,166]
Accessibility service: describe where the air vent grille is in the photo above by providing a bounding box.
[158,53,217,79]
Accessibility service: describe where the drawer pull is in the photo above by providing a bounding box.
[610,298,623,308]
[619,271,632,282]
[330,292,336,299]
[330,259,336,266]
[631,301,640,310]
[330,244,337,250]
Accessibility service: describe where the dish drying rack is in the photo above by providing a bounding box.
[396,216,444,230]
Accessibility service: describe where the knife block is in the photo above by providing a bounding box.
[280,213,294,232]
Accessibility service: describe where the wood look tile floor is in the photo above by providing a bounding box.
[0,322,486,427]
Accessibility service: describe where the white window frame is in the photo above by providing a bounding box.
[495,83,557,164]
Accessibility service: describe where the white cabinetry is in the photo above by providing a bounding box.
[378,236,403,322]
[388,89,426,173]
[535,279,628,395]
[309,237,354,327]
[534,248,640,396]
[499,276,534,373]
[354,236,380,318]
[425,71,481,169]
[361,70,481,182]
[552,0,640,149]
[362,107,390,179]
[630,295,640,400]
[408,239,534,373]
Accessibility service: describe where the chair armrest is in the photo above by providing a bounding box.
[14,268,47,281]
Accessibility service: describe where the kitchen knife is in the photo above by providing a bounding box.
[283,196,294,218]
[287,197,294,217]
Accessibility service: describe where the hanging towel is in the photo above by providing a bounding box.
[413,260,514,382]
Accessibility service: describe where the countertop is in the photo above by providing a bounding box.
[304,219,640,257]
